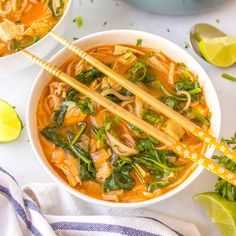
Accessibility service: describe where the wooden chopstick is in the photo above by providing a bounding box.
[22,49,236,186]
[49,31,236,164]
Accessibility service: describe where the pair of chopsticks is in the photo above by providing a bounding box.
[22,31,236,186]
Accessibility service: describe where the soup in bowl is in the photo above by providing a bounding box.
[27,30,221,207]
[0,0,72,74]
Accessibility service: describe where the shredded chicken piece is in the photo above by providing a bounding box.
[46,95,62,111]
[102,194,119,202]
[91,149,111,168]
[0,22,24,42]
[113,45,145,56]
[49,82,67,98]
[63,103,87,125]
[74,60,93,76]
[51,149,81,187]
[118,51,137,66]
[24,19,53,38]
[96,161,112,182]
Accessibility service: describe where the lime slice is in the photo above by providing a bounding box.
[198,36,236,67]
[194,192,236,236]
[0,99,23,143]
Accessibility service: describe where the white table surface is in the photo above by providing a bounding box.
[1,0,236,235]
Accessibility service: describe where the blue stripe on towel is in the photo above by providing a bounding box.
[138,216,184,236]
[24,199,41,213]
[0,185,42,236]
[51,221,161,236]
[0,166,18,184]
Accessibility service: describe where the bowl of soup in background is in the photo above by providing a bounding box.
[123,0,229,15]
[27,30,221,208]
[0,0,73,75]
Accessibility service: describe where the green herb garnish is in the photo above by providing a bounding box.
[213,133,236,201]
[136,38,143,46]
[73,15,83,28]
[221,73,236,82]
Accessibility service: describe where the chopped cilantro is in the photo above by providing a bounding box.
[136,38,143,46]
[221,73,236,82]
[184,41,189,49]
[73,15,83,28]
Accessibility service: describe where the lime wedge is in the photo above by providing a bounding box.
[198,36,236,67]
[194,192,236,236]
[0,99,23,143]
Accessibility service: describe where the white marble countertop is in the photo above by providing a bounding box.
[1,0,236,235]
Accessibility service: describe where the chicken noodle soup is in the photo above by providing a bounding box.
[0,0,68,56]
[37,44,211,203]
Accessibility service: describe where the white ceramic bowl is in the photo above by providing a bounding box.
[27,30,221,208]
[0,0,73,75]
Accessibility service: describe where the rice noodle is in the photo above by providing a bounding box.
[146,56,168,74]
[168,62,175,85]
[123,133,136,148]
[177,90,191,110]
[135,96,144,118]
[155,144,168,150]
[0,2,12,15]
[24,3,32,12]
[106,132,138,156]
[101,89,134,101]
[120,100,134,107]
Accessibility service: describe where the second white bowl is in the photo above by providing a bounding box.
[0,0,73,75]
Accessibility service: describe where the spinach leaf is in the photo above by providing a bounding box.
[147,180,170,192]
[103,158,135,192]
[174,80,201,101]
[48,0,64,17]
[53,103,68,126]
[41,125,72,154]
[93,116,120,144]
[174,80,196,91]
[133,150,183,172]
[75,68,104,84]
[67,125,96,179]
[65,88,79,103]
[78,97,95,115]
[10,35,39,52]
[161,96,180,111]
[135,136,160,152]
[42,123,96,181]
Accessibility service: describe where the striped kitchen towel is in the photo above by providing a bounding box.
[0,167,200,236]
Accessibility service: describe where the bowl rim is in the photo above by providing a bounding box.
[0,0,72,60]
[26,29,221,208]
